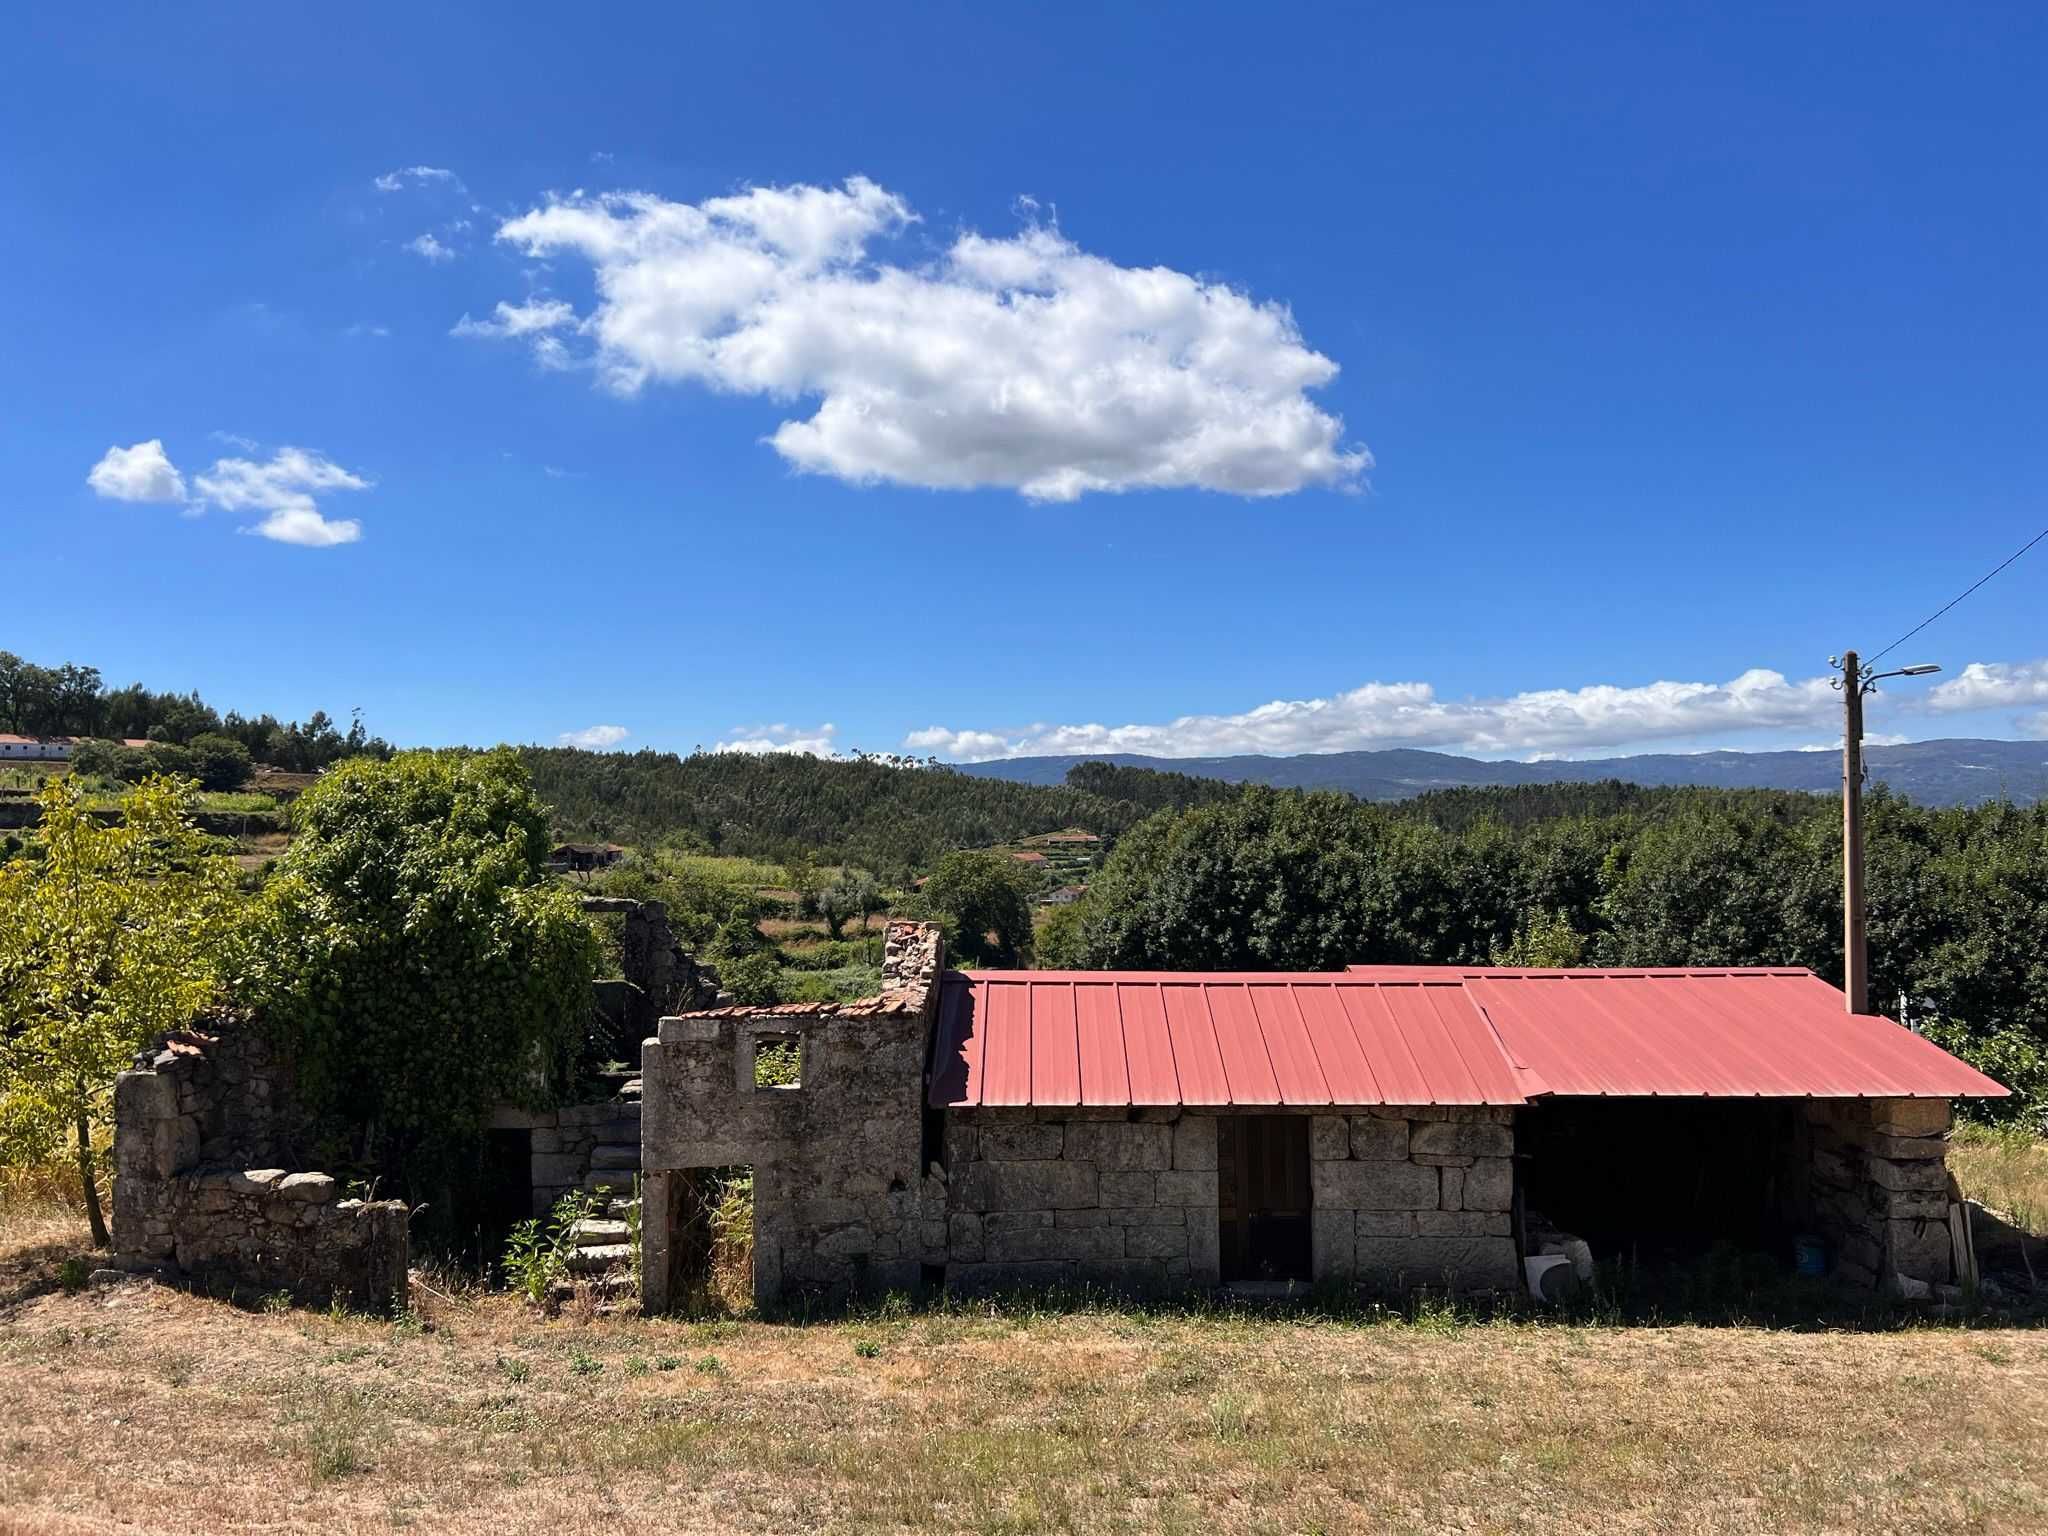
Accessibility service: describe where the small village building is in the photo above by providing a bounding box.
[640,924,2005,1308]
[0,733,153,760]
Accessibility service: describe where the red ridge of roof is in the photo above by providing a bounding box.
[929,967,2008,1109]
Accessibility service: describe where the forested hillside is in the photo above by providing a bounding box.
[519,747,1156,877]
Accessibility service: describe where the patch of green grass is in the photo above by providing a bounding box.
[497,1355,530,1383]
[568,1348,603,1377]
[853,1337,881,1359]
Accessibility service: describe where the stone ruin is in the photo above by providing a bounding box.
[111,1028,409,1310]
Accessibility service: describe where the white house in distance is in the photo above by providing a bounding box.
[0,734,154,761]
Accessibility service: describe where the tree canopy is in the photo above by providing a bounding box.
[0,775,240,1243]
[244,750,600,1216]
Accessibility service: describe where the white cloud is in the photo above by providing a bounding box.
[375,165,460,193]
[88,439,373,546]
[86,439,186,503]
[450,298,577,339]
[192,446,370,547]
[406,232,455,263]
[1924,660,2048,715]
[344,322,391,339]
[469,177,1367,500]
[558,724,629,749]
[904,664,2048,762]
[714,722,840,757]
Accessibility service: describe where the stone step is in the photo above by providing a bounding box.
[607,1197,640,1219]
[567,1218,630,1248]
[590,1144,641,1170]
[565,1242,634,1274]
[617,1078,642,1100]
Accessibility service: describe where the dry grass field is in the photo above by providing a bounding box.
[3,1143,2047,1536]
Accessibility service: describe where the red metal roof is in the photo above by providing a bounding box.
[929,967,2007,1108]
[932,972,1539,1109]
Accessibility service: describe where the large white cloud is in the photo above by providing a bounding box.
[905,663,2048,761]
[1923,660,2048,715]
[466,177,1368,500]
[86,440,187,503]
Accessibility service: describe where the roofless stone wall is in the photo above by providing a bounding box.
[111,1029,409,1311]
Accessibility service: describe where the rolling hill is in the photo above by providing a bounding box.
[959,738,2048,808]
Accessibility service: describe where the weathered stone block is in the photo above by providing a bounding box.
[1871,1099,1950,1137]
[956,1160,1098,1211]
[1109,1205,1184,1227]
[948,1260,1074,1294]
[228,1169,286,1195]
[1153,1169,1219,1207]
[814,1225,875,1259]
[1868,1134,1946,1161]
[1409,1121,1513,1159]
[943,1120,979,1167]
[1887,1218,1954,1284]
[1868,1158,1947,1193]
[1416,1210,1511,1236]
[947,1212,984,1261]
[1063,1121,1172,1170]
[1173,1116,1217,1171]
[1438,1166,1464,1211]
[1347,1117,1410,1160]
[1056,1207,1111,1227]
[1186,1212,1221,1282]
[1099,1169,1155,1206]
[1355,1234,1519,1291]
[1462,1158,1512,1213]
[1125,1225,1189,1260]
[276,1172,337,1203]
[1355,1211,1415,1236]
[1412,1154,1473,1168]
[1311,1116,1350,1161]
[1312,1159,1438,1211]
[1311,1208,1353,1279]
[980,1121,1064,1161]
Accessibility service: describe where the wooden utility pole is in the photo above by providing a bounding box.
[1841,650,1868,1015]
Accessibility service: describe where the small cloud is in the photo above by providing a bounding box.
[194,445,372,547]
[87,439,187,503]
[344,322,392,339]
[450,298,576,339]
[209,430,260,451]
[559,724,629,750]
[406,233,455,263]
[715,723,840,758]
[590,150,614,164]
[375,165,461,194]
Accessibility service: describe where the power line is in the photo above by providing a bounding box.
[1868,522,2048,665]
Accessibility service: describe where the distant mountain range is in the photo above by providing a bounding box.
[958,738,2048,808]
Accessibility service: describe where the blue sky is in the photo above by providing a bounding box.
[6,4,2046,762]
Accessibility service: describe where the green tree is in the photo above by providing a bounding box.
[244,750,600,1214]
[0,775,240,1245]
[184,733,253,792]
[916,850,1036,967]
[817,869,881,939]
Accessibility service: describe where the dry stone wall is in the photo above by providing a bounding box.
[112,1029,408,1310]
[1806,1097,1955,1290]
[1309,1106,1518,1291]
[942,1110,1220,1293]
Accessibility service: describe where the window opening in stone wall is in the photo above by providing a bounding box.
[1218,1115,1312,1282]
[665,1166,756,1315]
[753,1033,802,1089]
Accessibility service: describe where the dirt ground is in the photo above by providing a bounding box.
[4,1193,2048,1536]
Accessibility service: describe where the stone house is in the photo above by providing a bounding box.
[640,923,2006,1308]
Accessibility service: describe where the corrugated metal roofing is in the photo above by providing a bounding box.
[932,972,1541,1109]
[929,967,2007,1108]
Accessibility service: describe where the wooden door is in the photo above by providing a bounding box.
[1217,1115,1312,1281]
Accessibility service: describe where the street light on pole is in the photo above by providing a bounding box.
[1830,653,1942,1015]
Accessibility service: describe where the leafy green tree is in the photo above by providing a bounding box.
[916,850,1036,967]
[817,869,881,939]
[244,750,600,1213]
[1490,908,1588,967]
[0,775,240,1245]
[184,733,253,792]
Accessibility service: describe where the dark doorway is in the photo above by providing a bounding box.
[663,1166,755,1314]
[1518,1100,1808,1260]
[1217,1115,1312,1281]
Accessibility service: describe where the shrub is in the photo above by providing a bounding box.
[245,750,600,1218]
